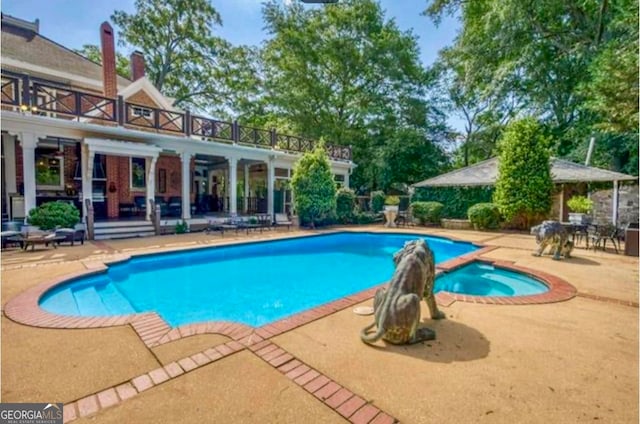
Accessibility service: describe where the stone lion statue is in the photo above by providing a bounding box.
[530,220,573,260]
[361,239,445,345]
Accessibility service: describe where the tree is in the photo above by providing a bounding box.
[260,0,449,191]
[425,0,638,174]
[493,118,553,229]
[74,44,131,79]
[291,145,337,228]
[111,0,226,109]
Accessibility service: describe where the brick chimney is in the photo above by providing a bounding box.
[130,51,146,81]
[100,22,117,98]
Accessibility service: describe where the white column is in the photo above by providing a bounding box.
[243,163,250,213]
[81,144,94,219]
[3,134,17,193]
[559,184,565,221]
[612,180,619,225]
[145,156,157,220]
[180,152,192,219]
[20,132,38,219]
[228,156,238,215]
[344,171,350,189]
[267,157,275,219]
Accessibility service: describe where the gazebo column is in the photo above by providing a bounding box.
[344,171,350,189]
[180,152,192,220]
[20,132,38,219]
[612,180,619,225]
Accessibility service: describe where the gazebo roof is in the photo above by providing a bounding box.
[412,157,637,188]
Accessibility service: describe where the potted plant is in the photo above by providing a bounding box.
[567,195,593,224]
[384,195,400,212]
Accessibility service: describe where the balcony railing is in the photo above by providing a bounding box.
[1,70,352,161]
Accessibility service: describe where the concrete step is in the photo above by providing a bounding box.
[95,225,155,235]
[94,220,149,229]
[94,230,156,240]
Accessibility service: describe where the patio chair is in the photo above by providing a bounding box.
[168,196,182,217]
[54,223,86,246]
[256,213,272,231]
[1,230,22,249]
[155,196,169,217]
[133,195,146,217]
[588,223,620,253]
[274,213,292,231]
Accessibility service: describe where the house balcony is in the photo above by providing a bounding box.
[0,69,352,162]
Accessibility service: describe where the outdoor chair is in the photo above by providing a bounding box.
[54,223,86,246]
[134,196,147,217]
[274,213,292,230]
[1,230,22,249]
[155,196,169,217]
[256,213,272,231]
[588,223,621,253]
[168,196,182,217]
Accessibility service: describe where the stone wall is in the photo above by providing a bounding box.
[591,183,639,226]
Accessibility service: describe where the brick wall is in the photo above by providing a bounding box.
[591,183,639,226]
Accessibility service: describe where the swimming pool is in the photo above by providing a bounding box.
[40,232,477,327]
[436,262,549,296]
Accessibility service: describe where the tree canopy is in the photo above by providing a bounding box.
[426,0,638,175]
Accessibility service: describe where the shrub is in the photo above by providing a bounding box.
[355,212,379,224]
[336,188,356,223]
[384,195,400,206]
[410,201,444,225]
[413,186,494,219]
[27,201,80,230]
[175,220,189,234]
[370,191,385,213]
[291,145,337,228]
[567,195,593,214]
[467,203,502,230]
[493,118,553,229]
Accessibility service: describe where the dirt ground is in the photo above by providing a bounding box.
[1,226,637,423]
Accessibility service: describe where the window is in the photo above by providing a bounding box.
[334,174,345,188]
[130,157,146,190]
[35,148,64,188]
[131,106,153,119]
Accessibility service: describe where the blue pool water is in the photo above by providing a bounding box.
[436,262,548,297]
[40,232,477,327]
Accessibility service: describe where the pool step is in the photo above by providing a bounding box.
[73,286,109,316]
[43,288,80,315]
[97,284,136,315]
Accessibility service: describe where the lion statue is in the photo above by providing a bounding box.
[530,220,573,260]
[361,239,445,345]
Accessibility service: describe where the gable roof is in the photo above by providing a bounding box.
[1,15,131,90]
[412,157,637,188]
[119,77,177,111]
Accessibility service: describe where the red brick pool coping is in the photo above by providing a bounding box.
[3,232,578,422]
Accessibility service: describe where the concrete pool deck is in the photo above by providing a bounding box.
[1,226,638,422]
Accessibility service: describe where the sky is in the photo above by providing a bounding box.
[1,0,461,126]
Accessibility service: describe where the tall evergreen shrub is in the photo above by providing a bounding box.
[493,118,553,228]
[291,145,337,228]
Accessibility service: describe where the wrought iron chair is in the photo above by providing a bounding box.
[588,223,621,253]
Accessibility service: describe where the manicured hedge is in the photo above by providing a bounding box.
[467,203,502,230]
[336,188,356,223]
[370,191,385,213]
[27,201,80,230]
[410,201,444,225]
[413,186,494,219]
